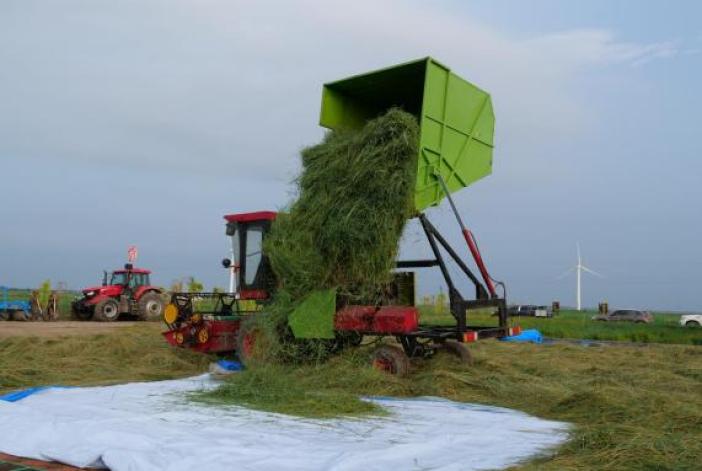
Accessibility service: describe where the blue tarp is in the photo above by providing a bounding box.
[0,386,65,402]
[216,359,242,371]
[500,329,543,344]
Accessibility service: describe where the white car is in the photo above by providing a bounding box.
[680,314,702,327]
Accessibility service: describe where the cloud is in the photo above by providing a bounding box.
[0,0,682,183]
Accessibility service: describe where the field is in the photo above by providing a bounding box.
[420,307,702,345]
[1,323,700,470]
[0,323,209,394]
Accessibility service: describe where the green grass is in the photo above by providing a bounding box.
[419,306,702,345]
[202,340,702,470]
[1,321,700,469]
[0,324,210,394]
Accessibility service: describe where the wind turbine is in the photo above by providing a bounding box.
[556,243,603,311]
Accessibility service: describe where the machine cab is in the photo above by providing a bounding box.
[223,211,277,300]
[109,266,151,288]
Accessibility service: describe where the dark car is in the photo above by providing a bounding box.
[592,309,653,324]
[507,305,553,318]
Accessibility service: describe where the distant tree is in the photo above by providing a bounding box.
[170,280,184,293]
[187,277,204,293]
[212,286,225,294]
[37,279,51,310]
[434,288,447,315]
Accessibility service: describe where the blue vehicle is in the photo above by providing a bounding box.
[0,286,32,321]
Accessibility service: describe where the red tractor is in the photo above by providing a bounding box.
[72,264,164,322]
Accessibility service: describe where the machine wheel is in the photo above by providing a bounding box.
[440,341,473,365]
[72,307,93,321]
[371,345,410,377]
[94,299,120,322]
[0,310,9,321]
[137,292,164,321]
[686,321,701,328]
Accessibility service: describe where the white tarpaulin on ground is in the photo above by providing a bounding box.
[0,375,569,470]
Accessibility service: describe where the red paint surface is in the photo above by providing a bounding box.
[163,319,241,353]
[224,211,277,223]
[334,305,419,334]
[372,306,419,334]
[239,289,269,300]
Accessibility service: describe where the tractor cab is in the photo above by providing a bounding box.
[222,211,277,300]
[107,266,152,289]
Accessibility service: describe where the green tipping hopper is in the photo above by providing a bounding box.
[320,57,495,212]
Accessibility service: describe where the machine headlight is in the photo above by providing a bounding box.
[85,290,96,297]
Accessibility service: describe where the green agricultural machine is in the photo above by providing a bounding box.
[163,58,518,374]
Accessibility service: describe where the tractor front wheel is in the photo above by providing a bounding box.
[372,345,410,377]
[137,292,164,321]
[94,299,120,322]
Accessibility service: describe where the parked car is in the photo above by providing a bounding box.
[592,309,653,324]
[507,305,553,318]
[680,314,702,327]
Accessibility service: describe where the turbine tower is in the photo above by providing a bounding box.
[557,243,603,311]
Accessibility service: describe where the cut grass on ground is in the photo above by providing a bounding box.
[0,324,210,394]
[419,307,702,345]
[202,340,702,470]
[2,325,701,469]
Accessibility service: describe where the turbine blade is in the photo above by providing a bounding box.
[555,266,576,280]
[576,242,581,264]
[581,265,604,278]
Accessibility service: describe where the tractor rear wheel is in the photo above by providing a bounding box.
[372,345,410,377]
[137,292,164,321]
[440,341,473,365]
[94,299,120,322]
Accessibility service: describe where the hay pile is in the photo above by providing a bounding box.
[266,109,419,300]
[266,108,419,309]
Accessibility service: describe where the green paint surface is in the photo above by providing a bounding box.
[287,288,337,339]
[320,57,494,212]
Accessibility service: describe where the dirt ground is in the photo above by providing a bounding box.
[0,452,78,470]
[0,321,148,339]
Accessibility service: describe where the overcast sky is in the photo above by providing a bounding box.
[1,0,700,311]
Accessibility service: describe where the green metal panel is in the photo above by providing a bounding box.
[320,57,494,212]
[288,288,337,339]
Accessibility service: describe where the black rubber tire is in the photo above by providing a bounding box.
[137,292,164,321]
[72,306,93,321]
[94,299,120,322]
[686,321,701,328]
[441,340,474,365]
[371,345,410,377]
[0,310,8,321]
